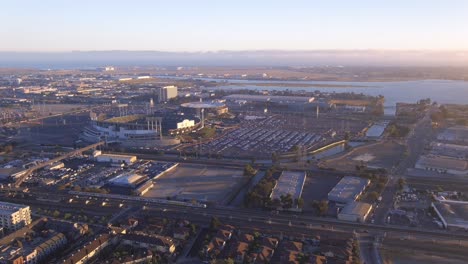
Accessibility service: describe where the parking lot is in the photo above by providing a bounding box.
[143,163,246,205]
[300,173,343,212]
[201,115,323,158]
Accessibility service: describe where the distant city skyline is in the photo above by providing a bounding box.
[1,0,468,52]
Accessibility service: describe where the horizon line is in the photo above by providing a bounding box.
[1,49,468,53]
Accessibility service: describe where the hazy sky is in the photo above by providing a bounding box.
[1,0,468,52]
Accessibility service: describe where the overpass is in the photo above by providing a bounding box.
[14,142,105,187]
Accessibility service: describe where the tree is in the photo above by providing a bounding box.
[296,253,310,264]
[243,164,256,177]
[398,178,406,190]
[189,223,197,234]
[312,200,328,215]
[296,197,304,209]
[344,131,351,141]
[52,210,61,218]
[291,145,300,152]
[271,152,279,163]
[280,194,294,209]
[368,191,379,202]
[210,216,221,230]
[271,198,281,208]
[211,259,234,264]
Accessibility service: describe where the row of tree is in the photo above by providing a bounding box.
[244,167,279,208]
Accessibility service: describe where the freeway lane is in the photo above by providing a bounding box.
[4,189,468,241]
[143,205,468,241]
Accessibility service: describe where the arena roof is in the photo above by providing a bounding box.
[181,101,226,109]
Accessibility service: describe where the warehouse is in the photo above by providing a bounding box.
[437,126,468,143]
[270,171,307,202]
[432,201,468,230]
[104,173,153,196]
[224,94,314,104]
[328,176,370,204]
[415,155,468,175]
[94,151,137,166]
[338,202,373,222]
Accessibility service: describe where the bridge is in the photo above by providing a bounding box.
[14,142,105,187]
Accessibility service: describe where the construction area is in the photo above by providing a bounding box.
[319,140,406,171]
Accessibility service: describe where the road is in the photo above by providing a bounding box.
[5,189,468,242]
[373,107,434,225]
[357,234,383,264]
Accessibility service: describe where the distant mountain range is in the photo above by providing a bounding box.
[1,50,467,68]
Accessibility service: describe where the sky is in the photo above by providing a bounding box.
[1,0,468,52]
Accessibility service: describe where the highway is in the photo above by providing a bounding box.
[5,189,468,242]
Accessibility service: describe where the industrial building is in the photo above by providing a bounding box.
[46,161,65,171]
[93,151,137,165]
[104,172,153,196]
[430,142,468,159]
[337,202,373,222]
[224,94,314,104]
[159,85,178,102]
[437,126,468,143]
[365,122,388,139]
[328,176,370,204]
[415,155,468,175]
[270,171,307,202]
[0,201,32,231]
[432,201,468,230]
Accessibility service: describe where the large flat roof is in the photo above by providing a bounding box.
[97,153,137,159]
[270,171,307,200]
[433,201,468,229]
[340,201,373,216]
[181,101,225,109]
[328,176,370,203]
[417,155,468,171]
[224,94,314,103]
[0,201,29,214]
[109,173,145,187]
[366,122,388,138]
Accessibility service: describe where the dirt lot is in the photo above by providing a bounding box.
[143,163,246,205]
[320,140,406,171]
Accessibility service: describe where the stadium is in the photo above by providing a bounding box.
[81,113,190,147]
